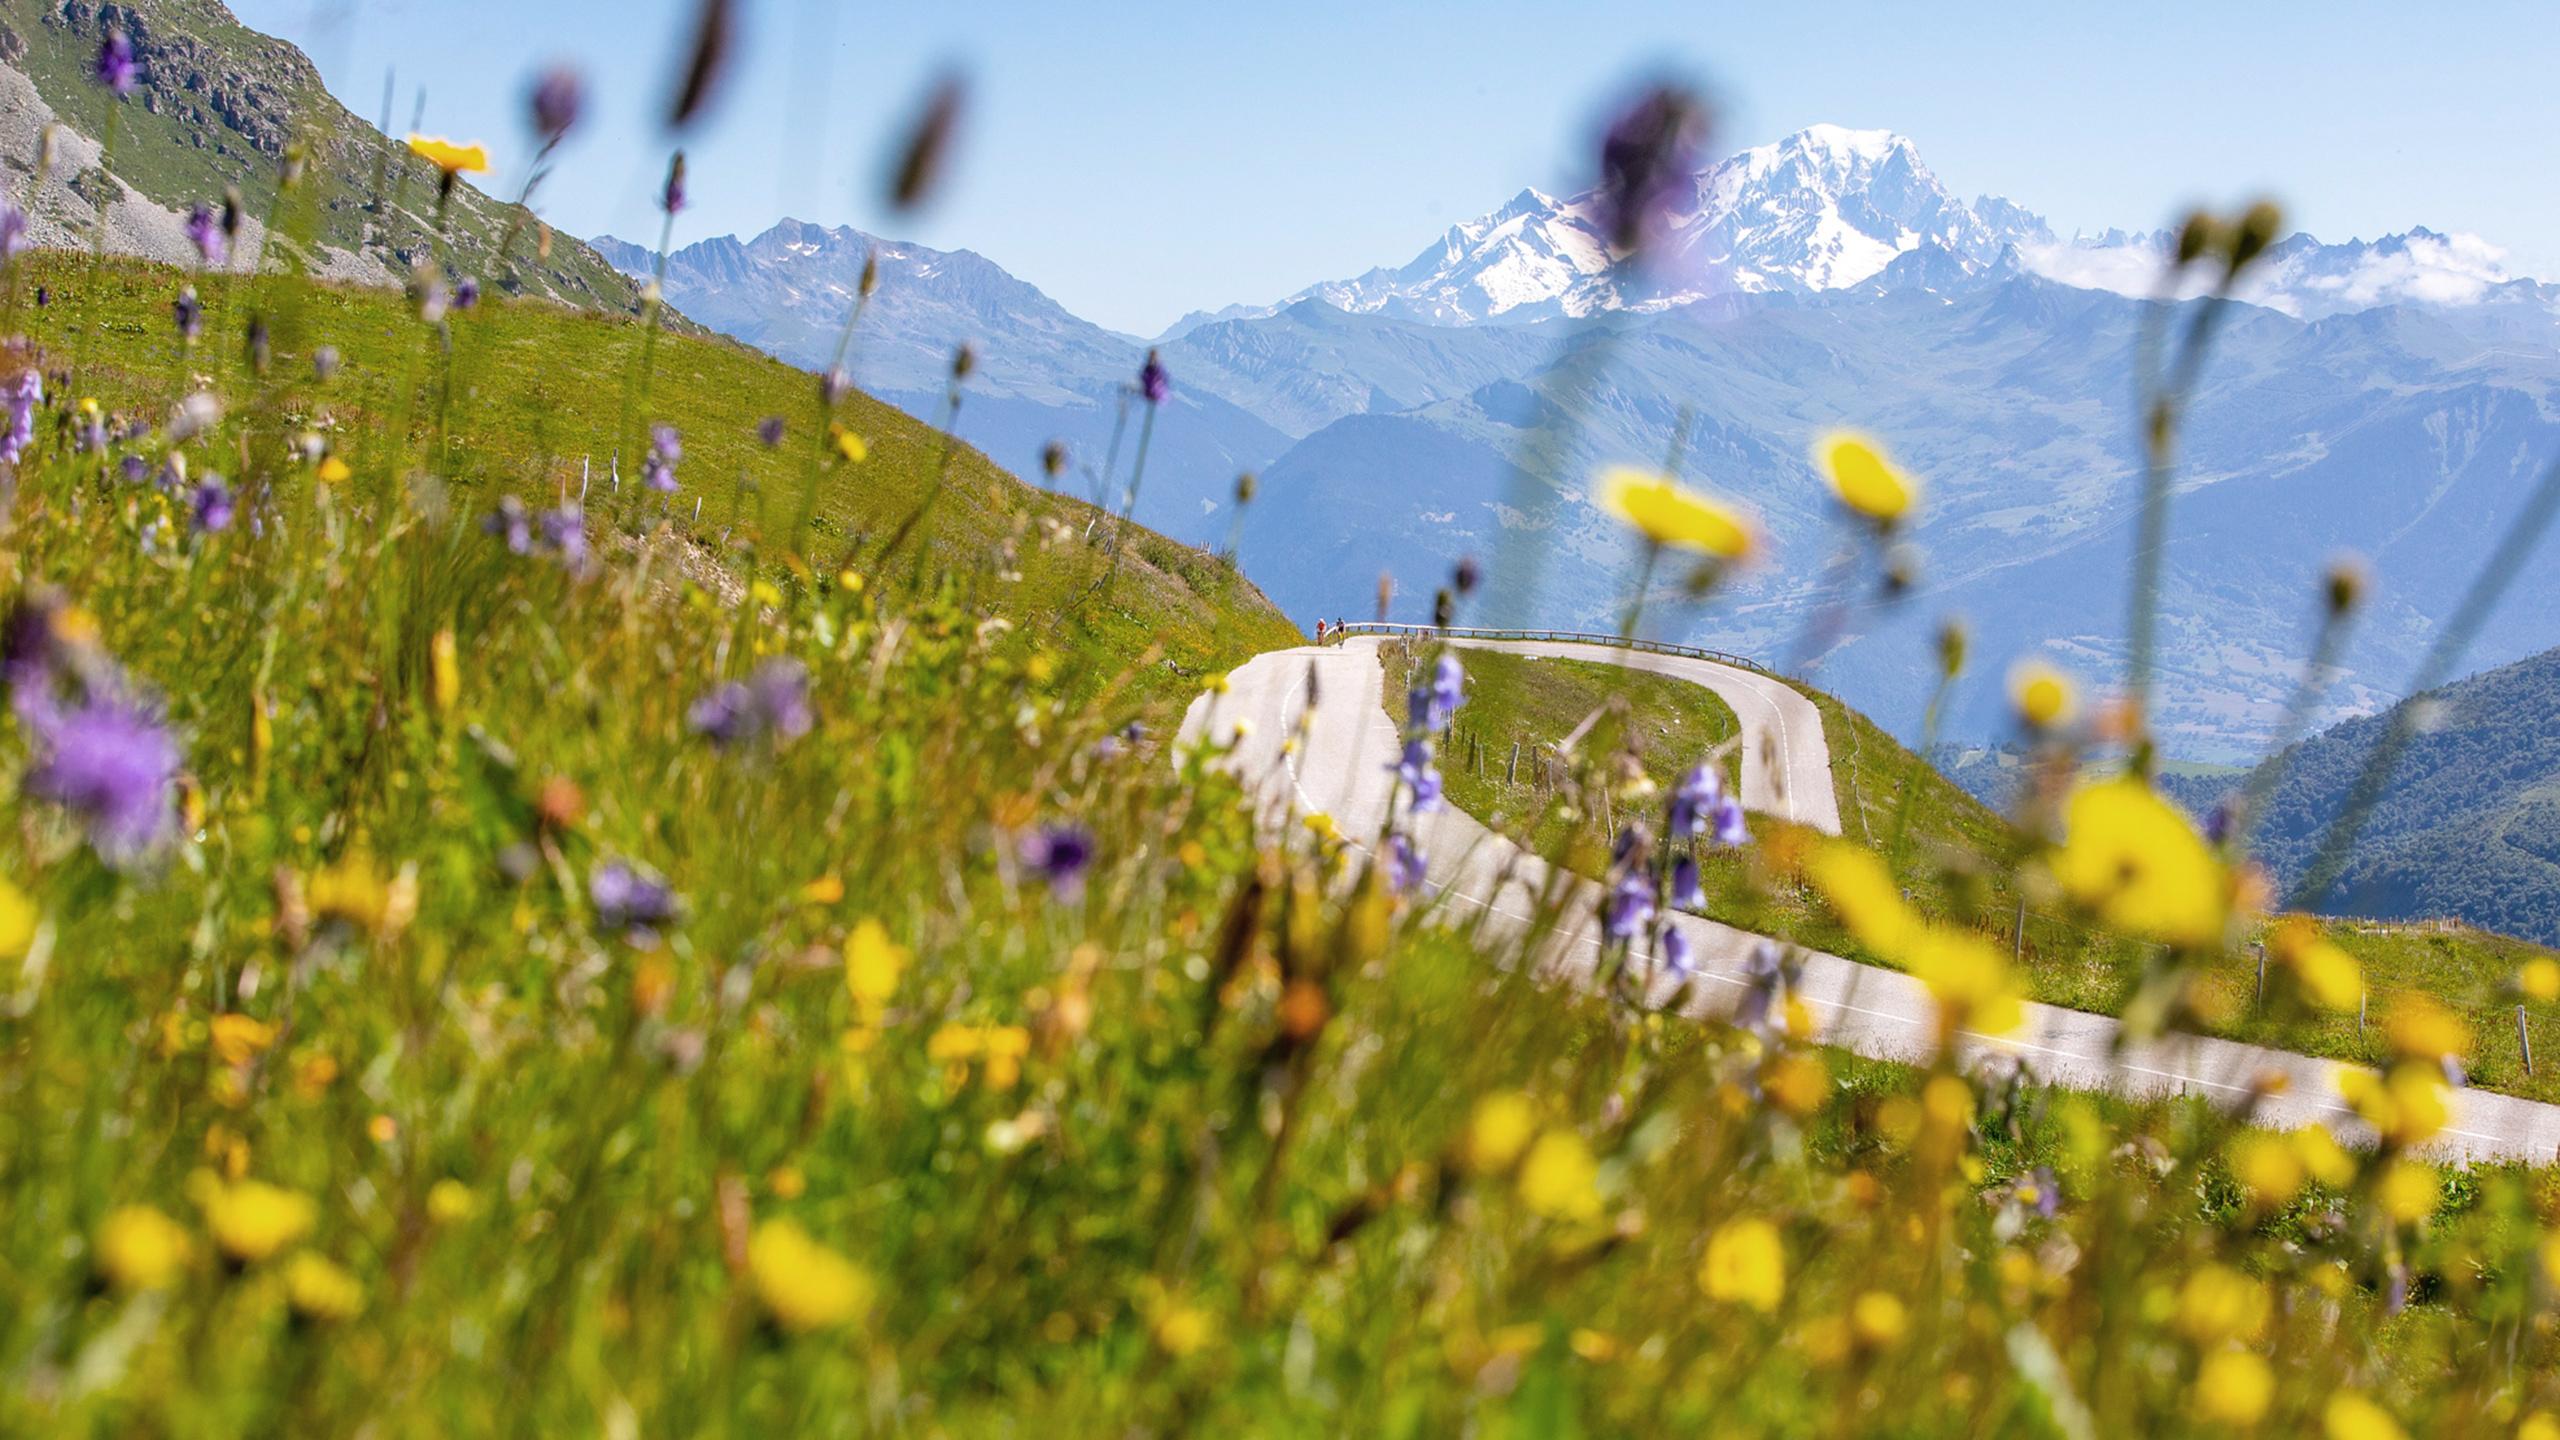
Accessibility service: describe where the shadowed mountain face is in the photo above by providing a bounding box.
[2231,647,2560,945]
[596,127,2560,759]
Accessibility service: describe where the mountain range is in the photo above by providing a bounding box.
[596,124,2560,761]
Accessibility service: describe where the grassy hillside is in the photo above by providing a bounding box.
[4,0,642,309]
[1377,632,2560,1100]
[15,250,1299,712]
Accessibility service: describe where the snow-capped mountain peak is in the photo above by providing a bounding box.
[1279,125,2055,325]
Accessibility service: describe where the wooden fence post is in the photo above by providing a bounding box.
[1507,740,1519,784]
[2521,1004,2535,1077]
[2253,945,2266,1010]
[2013,897,2026,963]
[2358,987,2367,1041]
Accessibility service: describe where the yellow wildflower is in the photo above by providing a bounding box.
[2521,958,2560,1003]
[2519,1413,2560,1440]
[1813,431,1916,524]
[1303,812,1340,844]
[2385,994,2471,1066]
[1466,1091,1538,1173]
[1701,1217,1785,1313]
[2268,916,2361,1012]
[405,134,490,175]
[96,1205,192,1292]
[2324,1392,2406,1440]
[426,1179,479,1224]
[202,1179,316,1264]
[430,628,460,714]
[2175,1264,2270,1345]
[746,1219,874,1334]
[1763,1051,1831,1118]
[843,918,907,1016]
[2226,1131,2303,1206]
[2292,1124,2354,1187]
[284,1253,364,1321]
[1150,1292,1216,1356]
[1849,1291,1907,1349]
[2049,776,2228,947]
[208,1013,275,1067]
[1905,928,2023,1036]
[831,424,869,464]
[2378,1159,2439,1225]
[1517,1131,1603,1222]
[0,876,35,959]
[315,455,352,484]
[2337,1062,2448,1148]
[2007,660,2077,730]
[1595,466,1756,559]
[2194,1348,2274,1427]
[1806,840,1921,959]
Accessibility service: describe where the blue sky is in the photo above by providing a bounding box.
[235,0,2560,336]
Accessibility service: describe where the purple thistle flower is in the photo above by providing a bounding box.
[1670,853,1703,910]
[189,476,233,534]
[453,276,481,311]
[184,204,226,266]
[0,370,41,465]
[1596,83,1708,257]
[1393,738,1442,812]
[1137,350,1169,406]
[529,66,584,145]
[1709,793,1748,848]
[172,286,202,343]
[16,687,179,864]
[1017,822,1095,902]
[95,30,137,97]
[590,860,679,942]
[756,415,786,448]
[1604,871,1656,942]
[1661,924,1692,976]
[483,496,532,554]
[1385,832,1427,894]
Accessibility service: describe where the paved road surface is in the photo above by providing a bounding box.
[1179,636,2560,1164]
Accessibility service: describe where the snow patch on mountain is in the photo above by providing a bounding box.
[2018,226,2543,318]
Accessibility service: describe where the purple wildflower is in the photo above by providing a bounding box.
[1667,762,1720,839]
[538,504,590,571]
[529,66,584,145]
[2011,1167,2062,1220]
[189,476,233,534]
[1709,793,1748,848]
[590,860,679,942]
[312,346,340,381]
[1137,349,1169,406]
[1604,871,1656,942]
[184,204,226,266]
[1017,822,1095,901]
[1661,924,1692,976]
[95,30,137,97]
[1611,821,1648,869]
[820,368,851,406]
[1385,832,1427,894]
[172,286,202,343]
[1596,83,1708,257]
[0,371,41,465]
[483,497,532,554]
[1394,739,1442,812]
[1732,941,1785,1038]
[117,454,147,485]
[642,424,680,493]
[687,658,811,749]
[1430,653,1464,722]
[453,276,481,311]
[17,687,179,864]
[1669,853,1703,910]
[0,204,27,265]
[661,152,688,216]
[756,415,786,448]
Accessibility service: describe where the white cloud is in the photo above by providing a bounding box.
[2019,230,2517,318]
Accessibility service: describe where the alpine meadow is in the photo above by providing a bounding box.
[10,3,2560,1437]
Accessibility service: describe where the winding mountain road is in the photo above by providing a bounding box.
[1178,632,2560,1163]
